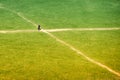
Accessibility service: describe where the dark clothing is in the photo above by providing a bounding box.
[38,25,41,31]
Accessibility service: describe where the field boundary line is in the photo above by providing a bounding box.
[43,30,120,77]
[15,10,120,77]
[17,13,38,27]
[1,6,120,77]
[0,30,37,33]
[44,28,120,32]
[0,6,37,27]
[1,6,120,32]
[0,27,120,34]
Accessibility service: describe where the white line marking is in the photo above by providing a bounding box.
[1,6,120,33]
[0,30,37,33]
[1,7,120,77]
[45,28,120,32]
[0,28,120,34]
[15,13,120,77]
[17,13,38,27]
[43,30,120,77]
[0,6,16,14]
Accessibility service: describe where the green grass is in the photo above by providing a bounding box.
[0,33,119,80]
[53,31,120,72]
[0,9,35,30]
[1,0,120,29]
[0,0,120,79]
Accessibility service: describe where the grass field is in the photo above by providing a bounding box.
[0,0,120,80]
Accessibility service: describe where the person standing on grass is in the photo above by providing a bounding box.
[38,24,41,31]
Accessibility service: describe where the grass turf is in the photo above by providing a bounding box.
[0,0,120,79]
[0,9,35,30]
[52,30,120,72]
[0,33,119,80]
[0,0,120,29]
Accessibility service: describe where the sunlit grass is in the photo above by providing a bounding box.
[0,0,120,29]
[0,0,120,79]
[0,33,119,80]
[53,30,120,72]
[0,9,35,30]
